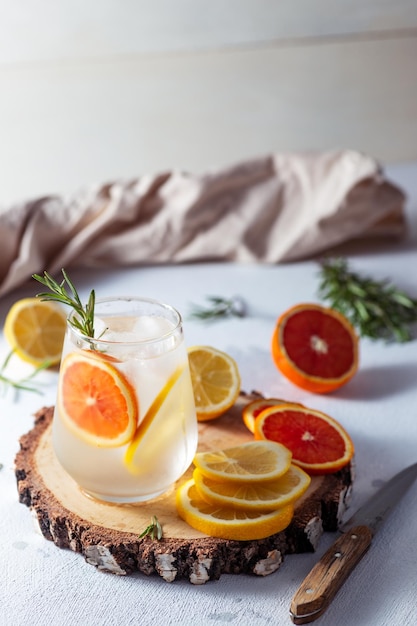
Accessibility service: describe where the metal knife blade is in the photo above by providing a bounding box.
[339,462,417,534]
[289,462,417,624]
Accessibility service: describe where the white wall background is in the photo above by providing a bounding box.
[0,0,416,204]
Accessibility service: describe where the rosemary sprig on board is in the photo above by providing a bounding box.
[318,258,417,342]
[139,516,163,540]
[33,269,96,338]
[189,296,246,321]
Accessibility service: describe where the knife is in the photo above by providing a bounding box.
[289,462,417,624]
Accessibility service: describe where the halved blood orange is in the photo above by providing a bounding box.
[254,404,354,475]
[58,352,138,447]
[271,303,359,394]
[242,397,303,434]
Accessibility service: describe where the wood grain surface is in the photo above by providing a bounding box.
[15,395,354,584]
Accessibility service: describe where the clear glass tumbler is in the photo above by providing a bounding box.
[52,297,198,503]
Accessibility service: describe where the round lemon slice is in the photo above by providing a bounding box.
[193,441,292,483]
[193,464,311,511]
[176,479,294,541]
[4,298,67,366]
[187,345,241,421]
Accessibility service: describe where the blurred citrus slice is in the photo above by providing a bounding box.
[187,345,240,421]
[176,478,294,540]
[193,464,310,511]
[124,364,184,467]
[271,303,359,394]
[58,351,138,447]
[4,298,67,366]
[193,441,292,483]
[254,404,354,475]
[242,397,303,434]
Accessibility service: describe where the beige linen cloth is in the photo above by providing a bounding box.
[0,149,406,297]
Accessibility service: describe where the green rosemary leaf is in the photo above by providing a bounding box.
[0,350,49,396]
[355,299,370,322]
[391,292,415,308]
[346,281,367,298]
[318,258,417,342]
[0,377,42,394]
[189,296,246,321]
[22,359,52,380]
[61,269,81,302]
[33,269,96,338]
[139,516,163,540]
[0,349,14,374]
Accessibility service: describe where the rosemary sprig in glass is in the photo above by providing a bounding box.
[139,515,163,540]
[318,258,417,342]
[33,269,96,338]
[189,296,246,321]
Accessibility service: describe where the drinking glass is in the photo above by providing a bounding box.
[52,297,198,503]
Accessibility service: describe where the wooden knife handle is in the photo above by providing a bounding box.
[290,525,373,624]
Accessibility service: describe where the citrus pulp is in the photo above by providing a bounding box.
[271,303,359,393]
[254,403,354,474]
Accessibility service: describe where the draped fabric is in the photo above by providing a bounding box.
[0,150,406,297]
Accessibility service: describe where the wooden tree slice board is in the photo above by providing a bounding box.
[15,395,354,584]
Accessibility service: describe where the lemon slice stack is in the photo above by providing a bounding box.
[176,441,311,540]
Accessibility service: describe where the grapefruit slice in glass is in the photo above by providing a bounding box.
[58,352,138,447]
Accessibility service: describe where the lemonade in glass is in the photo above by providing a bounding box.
[52,297,198,503]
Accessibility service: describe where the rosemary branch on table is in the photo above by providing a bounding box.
[0,350,51,396]
[318,258,417,342]
[189,296,246,321]
[33,269,96,338]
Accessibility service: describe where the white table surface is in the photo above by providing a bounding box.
[1,162,416,626]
